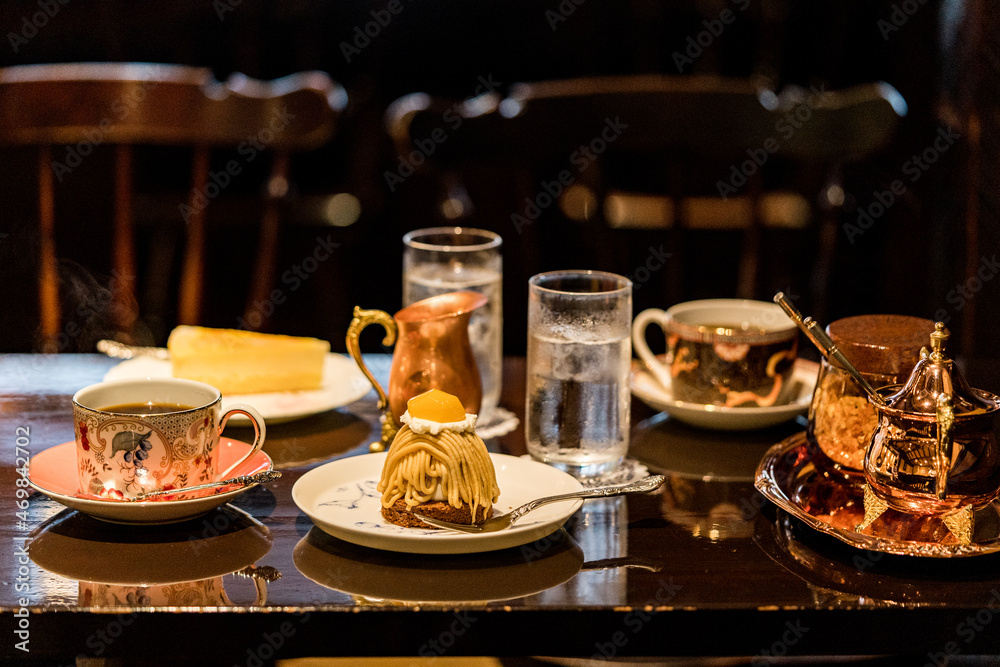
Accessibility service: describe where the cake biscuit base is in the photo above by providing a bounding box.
[382,498,490,529]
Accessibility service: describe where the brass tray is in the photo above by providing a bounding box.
[756,511,1000,606]
[755,432,1000,558]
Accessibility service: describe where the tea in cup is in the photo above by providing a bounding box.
[633,299,798,407]
[73,378,266,499]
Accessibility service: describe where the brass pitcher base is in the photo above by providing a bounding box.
[856,484,973,545]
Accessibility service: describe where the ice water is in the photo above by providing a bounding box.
[403,263,502,418]
[526,330,631,478]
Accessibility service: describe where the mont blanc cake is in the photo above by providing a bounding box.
[377,389,500,528]
[167,325,329,394]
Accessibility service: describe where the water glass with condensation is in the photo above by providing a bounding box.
[525,270,632,479]
[402,227,503,422]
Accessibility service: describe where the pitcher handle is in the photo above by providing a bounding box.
[346,306,400,452]
[935,394,955,500]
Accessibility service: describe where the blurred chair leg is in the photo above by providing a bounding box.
[244,152,290,331]
[736,171,763,300]
[812,165,843,324]
[111,145,138,341]
[37,146,60,353]
[961,112,980,356]
[178,145,210,325]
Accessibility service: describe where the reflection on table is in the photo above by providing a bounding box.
[28,505,276,608]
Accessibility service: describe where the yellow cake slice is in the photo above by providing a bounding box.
[167,325,329,394]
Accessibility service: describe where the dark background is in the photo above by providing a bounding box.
[0,0,995,360]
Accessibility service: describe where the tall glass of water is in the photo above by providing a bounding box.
[402,227,503,422]
[526,270,632,479]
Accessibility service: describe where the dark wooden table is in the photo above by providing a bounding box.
[4,353,1000,664]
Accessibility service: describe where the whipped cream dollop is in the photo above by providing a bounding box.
[399,410,477,434]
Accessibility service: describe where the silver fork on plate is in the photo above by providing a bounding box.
[413,475,666,533]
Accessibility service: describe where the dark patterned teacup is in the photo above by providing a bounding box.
[72,378,265,500]
[633,299,799,407]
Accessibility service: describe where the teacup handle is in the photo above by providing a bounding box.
[346,306,401,452]
[217,403,266,480]
[632,308,673,392]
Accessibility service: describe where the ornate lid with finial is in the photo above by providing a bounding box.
[885,322,997,416]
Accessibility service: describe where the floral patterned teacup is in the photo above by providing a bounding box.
[73,378,265,500]
[633,299,799,408]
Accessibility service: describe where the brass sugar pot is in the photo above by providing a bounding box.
[858,323,1000,543]
[772,294,1000,545]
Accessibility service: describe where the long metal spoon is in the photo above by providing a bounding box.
[413,475,666,533]
[74,470,281,502]
[773,292,885,406]
[96,339,170,360]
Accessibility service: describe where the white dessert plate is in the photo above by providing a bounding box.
[292,452,584,554]
[104,353,371,424]
[630,358,818,431]
[28,439,273,525]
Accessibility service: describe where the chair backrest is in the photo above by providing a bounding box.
[0,62,347,351]
[386,74,906,311]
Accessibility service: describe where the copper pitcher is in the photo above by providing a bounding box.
[346,291,487,451]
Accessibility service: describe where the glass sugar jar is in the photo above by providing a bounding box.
[807,314,935,475]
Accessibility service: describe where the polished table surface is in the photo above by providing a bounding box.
[4,353,1000,663]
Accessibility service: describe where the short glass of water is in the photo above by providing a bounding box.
[402,227,503,422]
[526,270,632,479]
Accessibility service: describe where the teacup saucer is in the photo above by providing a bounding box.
[630,358,818,431]
[28,439,273,525]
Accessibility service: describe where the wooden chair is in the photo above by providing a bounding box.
[386,75,906,315]
[0,63,347,351]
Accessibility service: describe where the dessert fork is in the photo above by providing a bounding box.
[413,474,666,533]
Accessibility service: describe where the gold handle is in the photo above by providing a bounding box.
[935,394,955,500]
[346,306,400,452]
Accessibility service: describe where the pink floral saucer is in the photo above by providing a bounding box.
[28,439,273,525]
